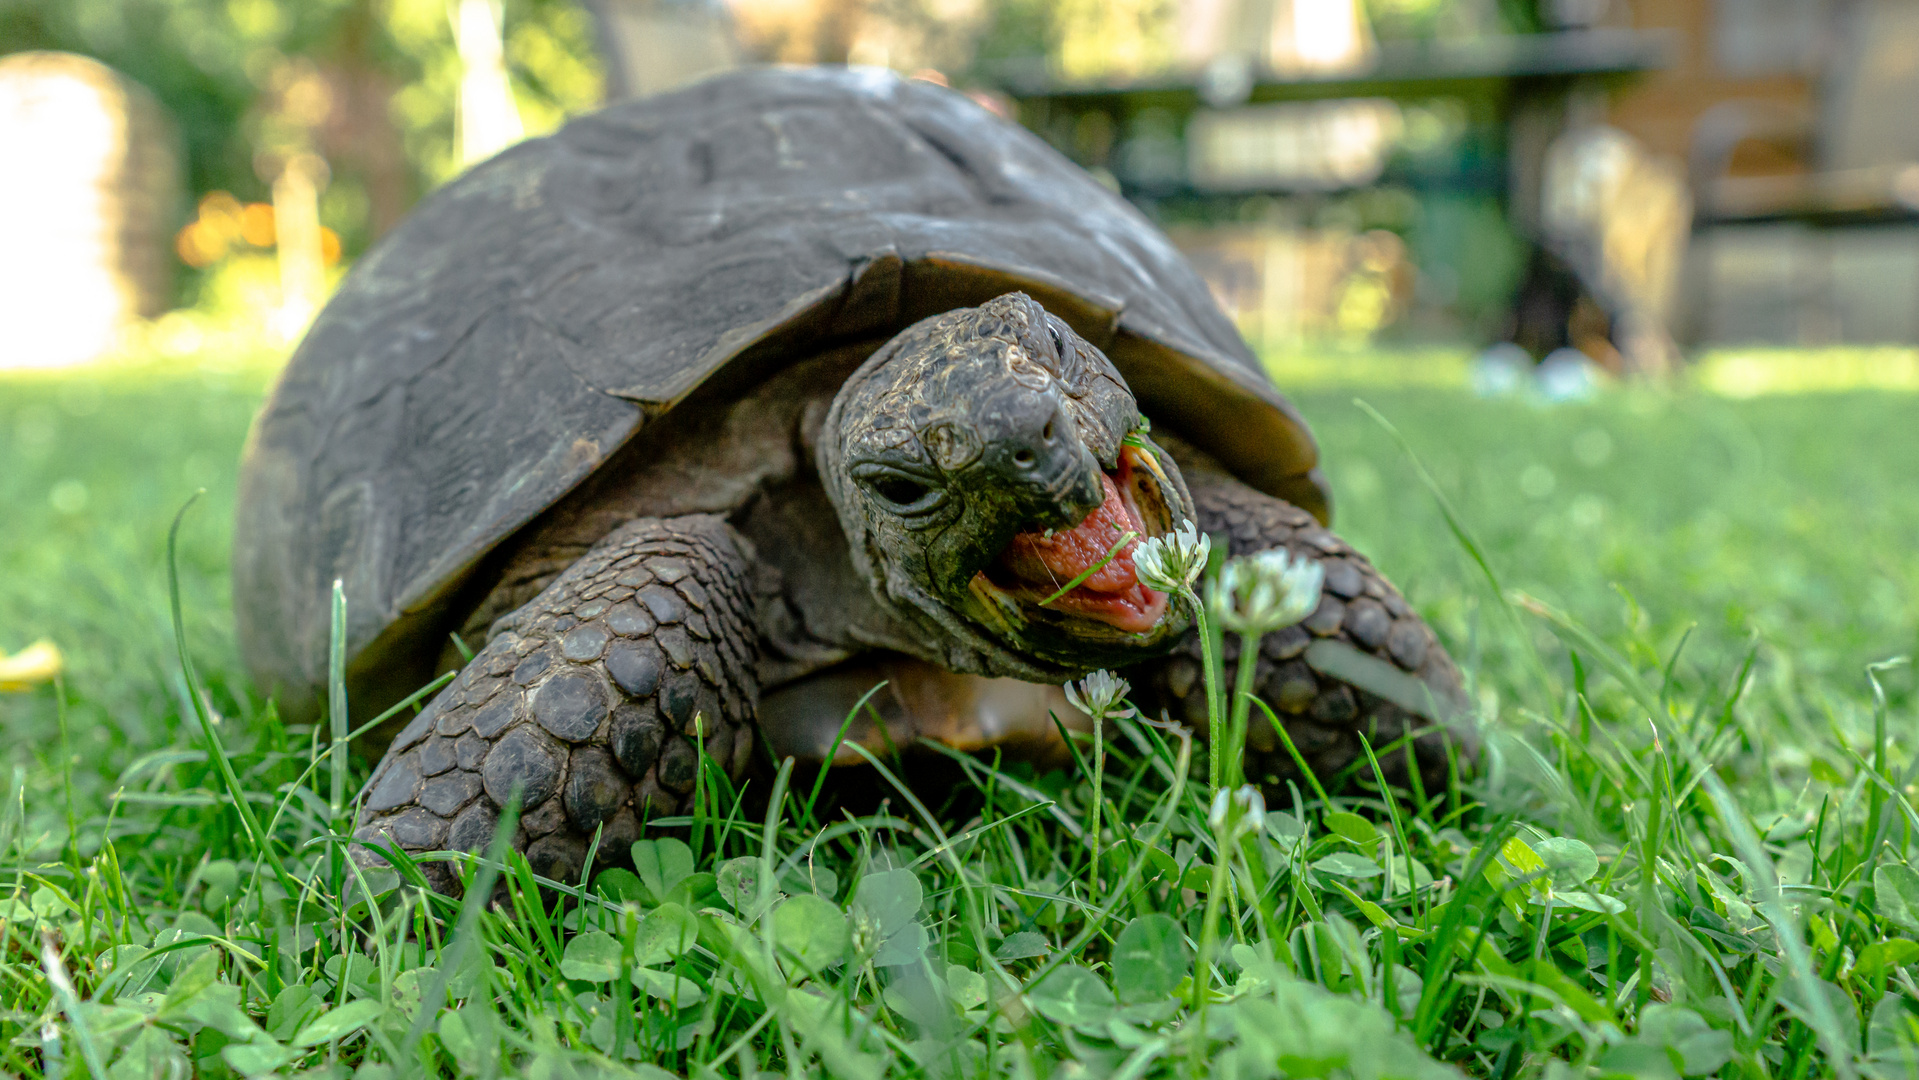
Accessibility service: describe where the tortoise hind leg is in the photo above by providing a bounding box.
[1125,468,1475,796]
[354,514,760,892]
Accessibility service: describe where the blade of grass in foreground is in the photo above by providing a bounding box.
[401,792,523,1056]
[327,579,349,824]
[167,492,302,903]
[1700,766,1858,1080]
[328,578,349,899]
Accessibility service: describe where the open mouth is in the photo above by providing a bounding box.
[974,444,1177,635]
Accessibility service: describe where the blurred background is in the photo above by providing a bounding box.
[3,0,1918,388]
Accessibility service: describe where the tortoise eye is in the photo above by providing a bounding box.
[865,474,942,513]
[873,477,928,506]
[1048,324,1066,357]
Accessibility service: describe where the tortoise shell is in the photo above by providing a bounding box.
[233,66,1328,717]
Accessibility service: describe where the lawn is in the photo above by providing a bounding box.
[1,346,1915,1079]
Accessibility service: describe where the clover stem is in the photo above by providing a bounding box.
[1089,716,1105,892]
[1186,587,1226,794]
[1190,817,1235,1072]
[1227,629,1264,789]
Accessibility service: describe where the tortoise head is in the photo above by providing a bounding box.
[820,292,1197,677]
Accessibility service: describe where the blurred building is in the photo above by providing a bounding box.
[0,52,180,368]
[588,0,743,98]
[997,0,1919,355]
[1001,0,1679,363]
[1610,0,1919,346]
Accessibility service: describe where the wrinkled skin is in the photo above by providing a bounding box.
[820,293,1197,676]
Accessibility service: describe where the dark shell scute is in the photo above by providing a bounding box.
[533,671,609,742]
[1387,620,1429,671]
[1344,599,1391,650]
[521,797,568,838]
[390,707,436,754]
[483,727,563,809]
[512,651,552,686]
[660,670,700,727]
[469,695,518,739]
[1265,625,1310,661]
[656,626,693,669]
[1311,686,1358,724]
[606,640,664,698]
[419,770,483,817]
[564,746,630,832]
[561,624,609,662]
[677,579,708,610]
[694,685,724,734]
[657,737,699,794]
[1321,559,1364,599]
[417,736,457,776]
[610,703,665,778]
[455,732,489,771]
[527,835,587,884]
[448,801,498,852]
[1303,595,1346,637]
[640,585,687,626]
[606,602,654,637]
[365,753,423,813]
[386,808,448,850]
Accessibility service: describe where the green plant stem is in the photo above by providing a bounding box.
[1039,530,1136,606]
[166,494,301,903]
[1190,823,1235,1076]
[1089,716,1105,892]
[1226,629,1264,789]
[327,578,348,895]
[1185,588,1225,793]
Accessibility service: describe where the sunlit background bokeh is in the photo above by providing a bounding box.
[2,0,1917,388]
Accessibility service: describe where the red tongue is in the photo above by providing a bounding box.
[995,473,1169,633]
[1000,474,1144,594]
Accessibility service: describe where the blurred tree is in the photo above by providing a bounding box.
[0,0,601,295]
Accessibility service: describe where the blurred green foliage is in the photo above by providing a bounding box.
[0,0,602,276]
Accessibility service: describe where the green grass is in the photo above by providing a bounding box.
[1,350,1916,1079]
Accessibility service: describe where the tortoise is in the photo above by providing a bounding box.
[233,66,1472,889]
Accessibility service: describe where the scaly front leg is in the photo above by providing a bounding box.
[1127,459,1474,795]
[353,515,760,892]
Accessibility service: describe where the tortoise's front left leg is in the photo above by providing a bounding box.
[354,514,760,892]
[1127,463,1475,796]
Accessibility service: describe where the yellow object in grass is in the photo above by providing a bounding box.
[0,640,63,691]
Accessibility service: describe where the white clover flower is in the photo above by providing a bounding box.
[1133,520,1210,594]
[1209,784,1267,838]
[1064,669,1133,722]
[1233,785,1266,835]
[1207,547,1324,635]
[1208,787,1232,830]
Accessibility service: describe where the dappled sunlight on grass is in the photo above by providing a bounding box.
[1266,344,1919,398]
[1694,347,1919,397]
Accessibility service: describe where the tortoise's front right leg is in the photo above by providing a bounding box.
[354,514,760,893]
